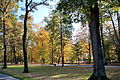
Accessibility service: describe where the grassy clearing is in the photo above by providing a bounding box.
[0,65,120,80]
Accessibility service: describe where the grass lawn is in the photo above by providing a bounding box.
[0,64,120,80]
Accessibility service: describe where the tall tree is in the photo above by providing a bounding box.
[88,3,108,79]
[22,0,49,73]
[104,1,120,61]
[57,0,109,79]
[72,42,82,65]
[44,13,60,65]
[0,0,18,69]
[45,11,73,66]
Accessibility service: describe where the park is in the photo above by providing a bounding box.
[0,0,120,80]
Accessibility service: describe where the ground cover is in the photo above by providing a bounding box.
[1,64,120,80]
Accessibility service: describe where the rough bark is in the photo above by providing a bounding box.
[88,3,109,80]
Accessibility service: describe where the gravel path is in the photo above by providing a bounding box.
[0,73,20,80]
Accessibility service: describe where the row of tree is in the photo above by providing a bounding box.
[56,0,120,79]
[0,0,120,79]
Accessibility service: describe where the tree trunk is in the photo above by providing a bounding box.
[58,57,60,64]
[2,19,7,69]
[100,23,106,64]
[51,20,55,65]
[117,12,120,39]
[107,52,111,64]
[117,12,120,61]
[60,21,64,67]
[88,39,91,64]
[78,57,80,65]
[13,46,18,64]
[108,10,120,61]
[88,3,109,80]
[23,1,29,72]
[51,38,54,64]
[108,9,119,42]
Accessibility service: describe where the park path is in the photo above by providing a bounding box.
[49,64,120,68]
[0,73,20,80]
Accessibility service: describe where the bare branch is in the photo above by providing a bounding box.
[28,1,49,12]
[27,0,32,6]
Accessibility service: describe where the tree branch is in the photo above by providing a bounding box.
[28,1,49,12]
[0,9,4,13]
[27,0,32,6]
[4,0,12,12]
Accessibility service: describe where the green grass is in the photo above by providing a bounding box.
[0,64,120,80]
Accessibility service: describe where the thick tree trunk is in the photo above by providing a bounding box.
[88,3,109,80]
[23,1,29,72]
[2,19,7,69]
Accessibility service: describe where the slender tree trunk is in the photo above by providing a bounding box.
[100,24,106,64]
[60,21,64,67]
[51,39,54,64]
[23,13,29,73]
[108,10,120,61]
[108,9,119,42]
[117,12,120,61]
[23,0,29,72]
[88,39,91,64]
[107,52,111,64]
[51,20,55,65]
[10,49,13,64]
[2,19,7,69]
[88,3,109,80]
[117,12,120,39]
[78,57,79,65]
[57,56,61,64]
[13,46,18,64]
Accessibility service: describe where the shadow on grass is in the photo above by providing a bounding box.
[2,65,93,80]
[6,65,120,80]
[1,65,120,80]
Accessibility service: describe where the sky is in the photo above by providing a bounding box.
[18,0,58,24]
[17,0,81,38]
